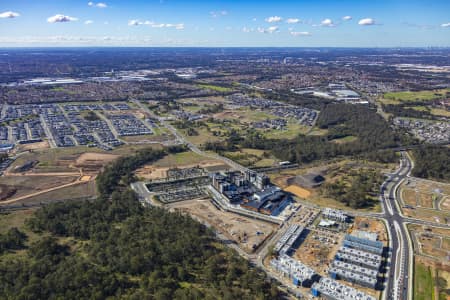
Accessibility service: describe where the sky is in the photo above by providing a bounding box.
[0,0,449,47]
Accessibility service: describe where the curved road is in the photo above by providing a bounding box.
[381,151,413,300]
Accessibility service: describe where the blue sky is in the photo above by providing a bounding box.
[0,0,449,47]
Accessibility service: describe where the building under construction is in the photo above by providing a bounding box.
[311,277,376,300]
[270,254,317,287]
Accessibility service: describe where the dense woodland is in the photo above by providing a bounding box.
[382,103,437,120]
[208,104,409,164]
[412,145,450,181]
[0,147,281,300]
[321,169,383,209]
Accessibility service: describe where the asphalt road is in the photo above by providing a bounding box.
[380,151,413,300]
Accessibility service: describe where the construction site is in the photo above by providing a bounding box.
[266,203,386,299]
[169,199,276,253]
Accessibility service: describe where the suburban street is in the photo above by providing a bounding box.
[132,99,251,173]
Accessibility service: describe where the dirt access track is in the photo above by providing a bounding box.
[0,152,118,205]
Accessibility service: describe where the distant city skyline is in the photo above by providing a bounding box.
[1,0,449,47]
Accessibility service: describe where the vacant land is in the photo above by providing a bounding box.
[401,178,450,222]
[0,175,79,202]
[330,135,358,144]
[135,151,227,180]
[382,89,449,104]
[197,83,233,93]
[270,160,390,212]
[170,199,275,253]
[352,217,388,243]
[0,209,37,234]
[223,148,277,168]
[262,121,309,140]
[19,180,96,204]
[293,230,340,275]
[284,185,311,199]
[414,258,435,300]
[409,224,450,261]
[153,151,223,168]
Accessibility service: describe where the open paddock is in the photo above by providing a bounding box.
[0,175,79,202]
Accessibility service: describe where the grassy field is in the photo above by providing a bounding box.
[22,181,97,204]
[0,175,79,200]
[183,127,221,146]
[152,151,217,168]
[12,144,162,170]
[330,135,358,144]
[0,209,41,252]
[382,89,449,104]
[430,108,450,117]
[197,84,233,92]
[307,128,329,136]
[262,121,309,139]
[120,134,162,143]
[414,259,435,300]
[223,148,277,167]
[0,209,37,234]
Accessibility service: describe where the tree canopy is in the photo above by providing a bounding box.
[0,147,282,300]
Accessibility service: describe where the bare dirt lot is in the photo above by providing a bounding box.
[0,175,79,202]
[352,217,388,244]
[135,152,227,180]
[409,224,450,261]
[75,152,119,174]
[17,141,50,151]
[284,185,311,199]
[293,229,342,275]
[402,178,450,211]
[169,199,276,253]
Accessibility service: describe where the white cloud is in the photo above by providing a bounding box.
[128,20,184,30]
[286,18,300,24]
[242,27,253,33]
[0,11,20,18]
[165,23,184,30]
[128,19,141,26]
[0,35,156,46]
[290,31,311,36]
[265,16,282,23]
[88,2,107,8]
[321,18,334,27]
[47,14,78,23]
[267,26,279,33]
[84,20,94,25]
[441,22,450,28]
[342,16,352,21]
[358,18,376,25]
[210,10,227,18]
[258,26,279,34]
